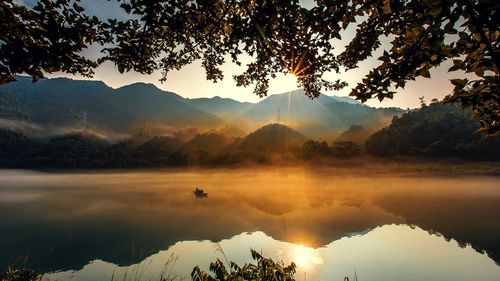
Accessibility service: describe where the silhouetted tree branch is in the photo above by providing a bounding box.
[1,0,498,133]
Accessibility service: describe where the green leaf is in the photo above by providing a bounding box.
[382,0,392,14]
[73,3,84,13]
[450,79,468,88]
[420,69,431,78]
[473,67,485,77]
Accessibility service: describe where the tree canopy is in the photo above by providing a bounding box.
[1,0,498,133]
[365,100,500,159]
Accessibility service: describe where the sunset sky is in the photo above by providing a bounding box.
[19,0,472,109]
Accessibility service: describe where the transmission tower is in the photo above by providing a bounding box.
[82,111,88,131]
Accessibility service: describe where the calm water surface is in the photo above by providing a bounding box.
[0,168,499,281]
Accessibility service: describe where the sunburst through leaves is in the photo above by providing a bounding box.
[287,50,315,79]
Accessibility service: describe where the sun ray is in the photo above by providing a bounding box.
[293,50,309,75]
[294,62,314,76]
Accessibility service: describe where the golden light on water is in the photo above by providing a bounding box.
[2,169,500,281]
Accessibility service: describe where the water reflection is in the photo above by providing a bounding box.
[0,168,499,279]
[48,226,500,281]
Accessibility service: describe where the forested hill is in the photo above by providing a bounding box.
[0,123,309,168]
[0,76,222,132]
[1,103,499,169]
[365,101,500,160]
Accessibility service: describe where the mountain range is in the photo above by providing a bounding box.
[189,89,402,137]
[0,76,220,133]
[0,76,403,139]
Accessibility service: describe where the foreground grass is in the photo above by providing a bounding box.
[0,267,39,281]
[1,249,333,281]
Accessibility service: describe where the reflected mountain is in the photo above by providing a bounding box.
[47,226,500,281]
[0,169,499,273]
[376,187,500,263]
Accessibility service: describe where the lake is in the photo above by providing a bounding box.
[0,167,499,281]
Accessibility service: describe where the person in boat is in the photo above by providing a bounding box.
[194,187,207,197]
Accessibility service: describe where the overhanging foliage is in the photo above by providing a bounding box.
[1,0,498,133]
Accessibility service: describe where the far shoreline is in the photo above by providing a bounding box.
[1,158,499,177]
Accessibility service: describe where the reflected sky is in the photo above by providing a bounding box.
[48,226,500,281]
[0,168,499,279]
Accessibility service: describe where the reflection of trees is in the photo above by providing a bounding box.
[0,179,400,272]
[376,195,500,264]
[1,172,498,273]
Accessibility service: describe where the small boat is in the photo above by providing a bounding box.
[193,187,208,198]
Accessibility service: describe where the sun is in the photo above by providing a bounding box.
[269,71,300,93]
[282,72,299,85]
[292,245,324,269]
[268,49,317,92]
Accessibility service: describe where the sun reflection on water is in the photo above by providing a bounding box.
[1,169,500,281]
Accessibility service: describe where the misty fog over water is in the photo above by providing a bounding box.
[0,168,499,280]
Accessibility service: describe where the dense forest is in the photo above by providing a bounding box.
[1,101,498,169]
[365,101,500,159]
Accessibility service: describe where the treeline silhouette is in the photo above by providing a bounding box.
[365,101,500,159]
[0,124,306,168]
[0,103,499,169]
